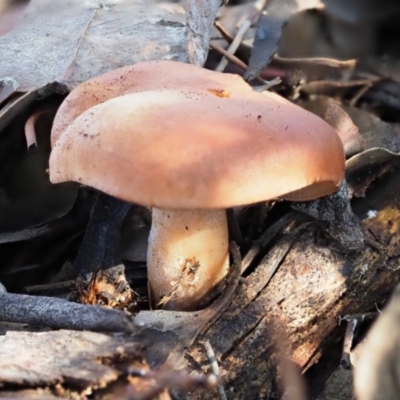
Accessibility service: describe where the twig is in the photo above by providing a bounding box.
[0,224,50,244]
[209,42,266,85]
[24,108,53,152]
[25,280,74,295]
[201,339,227,400]
[210,42,248,71]
[349,82,373,107]
[215,0,267,72]
[0,292,135,333]
[214,20,233,44]
[24,112,40,151]
[126,368,217,400]
[254,77,282,91]
[274,56,356,70]
[242,212,303,273]
[340,312,377,369]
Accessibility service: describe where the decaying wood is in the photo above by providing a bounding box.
[185,0,223,66]
[0,326,220,398]
[122,368,217,400]
[0,330,141,389]
[184,161,400,399]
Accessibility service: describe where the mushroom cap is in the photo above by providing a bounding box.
[50,85,345,208]
[51,60,250,146]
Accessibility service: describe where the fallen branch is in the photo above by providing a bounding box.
[0,292,135,333]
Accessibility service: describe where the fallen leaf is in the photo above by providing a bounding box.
[297,95,400,153]
[244,0,323,81]
[324,103,364,157]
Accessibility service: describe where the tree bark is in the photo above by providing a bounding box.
[185,164,400,400]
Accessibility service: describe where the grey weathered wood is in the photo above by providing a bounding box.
[185,0,223,66]
[0,330,140,388]
[0,292,135,333]
[0,0,187,91]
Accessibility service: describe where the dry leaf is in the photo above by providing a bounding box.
[245,0,323,81]
[324,103,364,157]
[298,95,400,154]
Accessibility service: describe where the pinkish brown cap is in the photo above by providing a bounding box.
[51,60,251,146]
[50,83,345,208]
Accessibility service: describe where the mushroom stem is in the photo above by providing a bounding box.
[147,208,229,311]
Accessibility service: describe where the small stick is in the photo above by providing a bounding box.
[215,0,267,72]
[0,292,135,333]
[126,368,217,400]
[209,42,266,85]
[340,317,357,369]
[24,112,40,151]
[201,339,227,400]
[210,42,249,72]
[349,82,373,107]
[340,312,377,369]
[25,280,74,295]
[24,108,53,152]
[256,77,282,91]
[242,211,302,273]
[214,20,233,44]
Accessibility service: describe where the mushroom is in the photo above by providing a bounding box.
[49,60,255,302]
[50,61,345,311]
